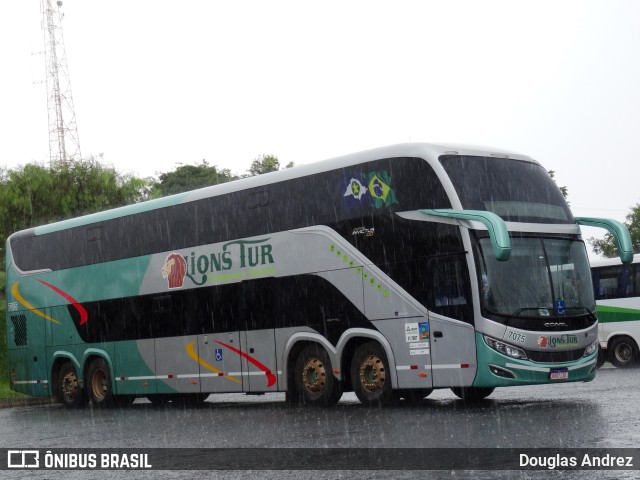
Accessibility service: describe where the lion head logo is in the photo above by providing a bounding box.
[162,253,187,289]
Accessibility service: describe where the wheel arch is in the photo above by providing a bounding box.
[283,333,338,392]
[335,329,398,390]
[81,349,116,394]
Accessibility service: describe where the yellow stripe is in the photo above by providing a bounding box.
[186,341,241,384]
[11,282,62,325]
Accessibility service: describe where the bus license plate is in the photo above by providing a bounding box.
[550,369,569,380]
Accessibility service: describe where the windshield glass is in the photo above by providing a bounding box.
[440,155,573,223]
[477,237,594,319]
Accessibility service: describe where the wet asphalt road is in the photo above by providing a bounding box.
[1,365,639,479]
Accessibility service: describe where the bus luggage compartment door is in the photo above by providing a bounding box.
[428,317,477,388]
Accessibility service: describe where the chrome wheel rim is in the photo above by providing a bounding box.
[302,357,326,393]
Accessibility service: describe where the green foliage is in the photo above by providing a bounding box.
[0,157,151,271]
[547,170,569,200]
[589,203,640,258]
[152,160,238,197]
[248,155,294,176]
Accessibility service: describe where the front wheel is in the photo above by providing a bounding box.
[608,336,640,368]
[451,387,495,402]
[293,344,342,407]
[351,341,394,407]
[57,361,86,409]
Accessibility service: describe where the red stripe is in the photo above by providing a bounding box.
[215,341,277,387]
[37,280,89,326]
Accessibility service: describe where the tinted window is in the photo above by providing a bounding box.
[440,155,573,223]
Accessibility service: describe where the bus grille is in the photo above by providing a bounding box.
[527,348,586,363]
[11,315,28,346]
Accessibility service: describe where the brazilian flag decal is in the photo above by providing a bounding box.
[367,171,398,208]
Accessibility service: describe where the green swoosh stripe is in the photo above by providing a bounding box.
[596,305,640,323]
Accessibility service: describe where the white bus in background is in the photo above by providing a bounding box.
[591,254,640,368]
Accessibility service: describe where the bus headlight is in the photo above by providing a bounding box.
[583,340,598,357]
[484,336,528,360]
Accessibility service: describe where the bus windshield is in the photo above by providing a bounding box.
[477,237,595,320]
[440,155,573,223]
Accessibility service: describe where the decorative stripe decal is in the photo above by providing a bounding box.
[430,364,476,369]
[12,380,49,385]
[186,341,242,384]
[36,279,89,326]
[11,282,62,325]
[215,341,277,388]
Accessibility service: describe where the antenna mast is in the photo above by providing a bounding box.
[42,0,81,164]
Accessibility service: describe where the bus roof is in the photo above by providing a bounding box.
[10,142,536,238]
[590,253,640,268]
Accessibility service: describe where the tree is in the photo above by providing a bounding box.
[548,170,568,200]
[0,157,150,271]
[152,160,238,197]
[589,203,640,258]
[248,155,294,176]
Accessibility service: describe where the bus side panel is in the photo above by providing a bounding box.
[198,332,244,393]
[242,329,279,392]
[428,317,477,388]
[6,309,50,396]
[155,336,201,394]
[372,318,433,390]
[113,340,157,396]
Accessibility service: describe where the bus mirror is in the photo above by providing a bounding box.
[420,209,511,261]
[575,217,634,264]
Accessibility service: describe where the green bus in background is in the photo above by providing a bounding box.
[591,254,640,368]
[5,143,633,408]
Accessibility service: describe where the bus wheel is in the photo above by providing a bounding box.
[451,387,494,402]
[609,336,640,368]
[87,357,116,407]
[595,347,607,369]
[351,341,394,407]
[294,344,342,407]
[57,361,86,409]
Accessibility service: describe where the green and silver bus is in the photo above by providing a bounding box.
[591,253,640,368]
[5,143,633,408]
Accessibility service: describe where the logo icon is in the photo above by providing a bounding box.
[161,253,187,289]
[537,336,548,348]
[7,450,40,469]
[344,178,366,200]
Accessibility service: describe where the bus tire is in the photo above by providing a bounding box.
[595,347,607,369]
[57,361,86,409]
[294,344,342,407]
[451,387,494,402]
[608,336,640,368]
[86,357,117,407]
[351,341,394,407]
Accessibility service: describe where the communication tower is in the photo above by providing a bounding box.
[41,0,81,163]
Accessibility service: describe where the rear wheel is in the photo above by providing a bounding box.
[86,357,117,407]
[57,361,86,409]
[608,336,640,368]
[351,341,394,407]
[451,387,494,402]
[294,344,342,407]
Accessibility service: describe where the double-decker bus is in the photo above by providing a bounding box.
[591,254,640,368]
[5,143,633,408]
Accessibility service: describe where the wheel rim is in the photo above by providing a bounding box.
[614,343,632,364]
[62,370,79,402]
[302,357,326,393]
[358,354,386,393]
[91,367,108,401]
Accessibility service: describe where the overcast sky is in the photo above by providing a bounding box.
[1,1,639,256]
